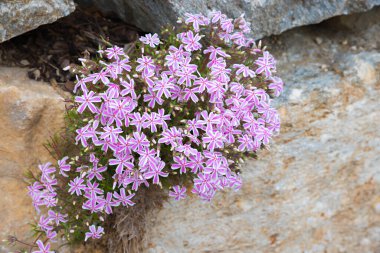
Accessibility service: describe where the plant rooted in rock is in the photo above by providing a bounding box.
[24,11,283,252]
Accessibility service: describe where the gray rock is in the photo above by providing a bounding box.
[141,8,380,253]
[0,0,75,43]
[79,0,380,38]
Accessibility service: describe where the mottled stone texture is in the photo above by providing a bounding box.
[142,8,380,253]
[0,0,75,42]
[79,0,380,38]
[0,67,66,252]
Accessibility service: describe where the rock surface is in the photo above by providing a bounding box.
[79,0,380,38]
[0,67,66,252]
[0,0,75,42]
[142,8,380,253]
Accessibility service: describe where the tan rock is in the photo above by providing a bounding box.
[0,67,66,252]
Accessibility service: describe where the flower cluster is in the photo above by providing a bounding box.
[26,11,283,251]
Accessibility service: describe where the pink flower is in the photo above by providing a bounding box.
[210,11,225,24]
[87,165,107,181]
[165,45,189,68]
[82,193,103,213]
[233,64,256,78]
[111,58,132,73]
[181,31,202,51]
[144,160,169,184]
[202,129,225,151]
[238,134,254,151]
[268,76,284,97]
[85,181,104,196]
[156,109,171,130]
[183,87,199,103]
[194,173,213,192]
[204,46,230,60]
[144,88,163,108]
[231,31,247,47]
[120,77,136,99]
[198,111,221,128]
[113,188,135,207]
[221,18,234,33]
[101,192,119,214]
[188,152,204,173]
[142,112,161,132]
[57,157,70,177]
[33,240,53,253]
[109,152,134,174]
[85,225,104,241]
[46,230,57,241]
[100,125,122,142]
[176,144,198,157]
[38,163,56,183]
[159,127,183,147]
[139,33,161,47]
[227,173,243,191]
[73,75,88,93]
[255,126,272,145]
[88,70,110,85]
[172,156,189,174]
[130,132,150,152]
[75,90,101,114]
[48,210,67,226]
[184,13,209,31]
[138,148,157,167]
[38,215,53,231]
[203,161,227,181]
[105,46,124,60]
[136,55,155,75]
[130,113,145,132]
[169,185,187,200]
[255,51,276,78]
[68,177,86,196]
[153,73,174,98]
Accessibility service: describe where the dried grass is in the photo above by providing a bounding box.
[101,186,166,253]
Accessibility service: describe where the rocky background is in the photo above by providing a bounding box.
[0,0,75,42]
[0,1,379,253]
[142,8,380,253]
